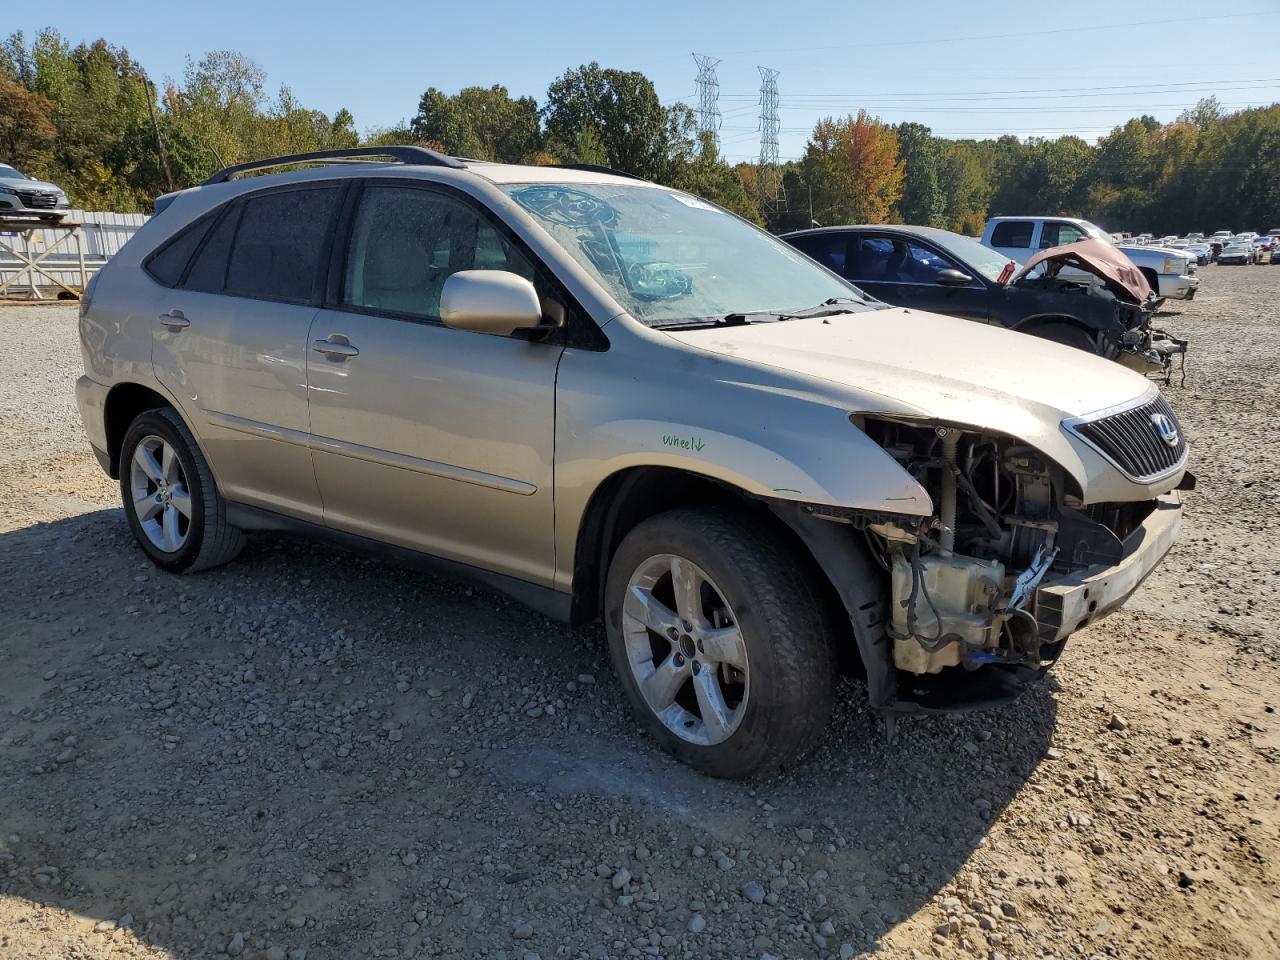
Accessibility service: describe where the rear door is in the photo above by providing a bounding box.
[305,182,564,586]
[152,184,341,521]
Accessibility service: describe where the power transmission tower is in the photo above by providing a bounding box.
[757,66,781,214]
[692,54,722,150]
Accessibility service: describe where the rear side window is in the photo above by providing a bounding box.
[788,233,848,274]
[183,205,241,293]
[144,214,213,287]
[991,221,1034,249]
[224,187,339,302]
[845,237,895,281]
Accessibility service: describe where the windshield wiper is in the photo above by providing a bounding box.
[774,296,867,320]
[653,297,868,331]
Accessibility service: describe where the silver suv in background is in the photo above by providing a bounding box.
[0,162,71,221]
[76,148,1190,778]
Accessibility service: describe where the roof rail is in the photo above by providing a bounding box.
[201,146,465,186]
[554,163,648,182]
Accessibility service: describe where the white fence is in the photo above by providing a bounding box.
[0,210,149,298]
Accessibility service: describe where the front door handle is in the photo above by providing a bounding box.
[159,309,190,330]
[312,335,359,360]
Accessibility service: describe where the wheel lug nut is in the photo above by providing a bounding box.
[673,653,685,667]
[692,660,701,674]
[667,627,679,641]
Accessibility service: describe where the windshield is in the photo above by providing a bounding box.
[0,167,29,180]
[928,231,1016,282]
[503,182,875,327]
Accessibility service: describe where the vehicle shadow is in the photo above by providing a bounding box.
[0,509,1057,958]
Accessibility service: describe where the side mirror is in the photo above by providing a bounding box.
[935,268,974,286]
[441,270,544,337]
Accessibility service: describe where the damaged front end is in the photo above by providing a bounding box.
[779,416,1185,714]
[1012,239,1188,384]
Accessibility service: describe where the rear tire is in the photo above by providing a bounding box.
[604,507,837,779]
[119,407,245,574]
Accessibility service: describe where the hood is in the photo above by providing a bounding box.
[1013,238,1152,303]
[2,178,63,194]
[1119,241,1189,260]
[664,306,1160,499]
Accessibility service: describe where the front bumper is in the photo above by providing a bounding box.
[1036,492,1182,641]
[1158,274,1199,299]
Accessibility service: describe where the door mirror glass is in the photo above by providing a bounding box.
[935,268,974,286]
[441,270,544,337]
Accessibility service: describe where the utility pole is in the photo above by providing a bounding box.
[142,73,175,193]
[757,67,780,219]
[692,54,722,151]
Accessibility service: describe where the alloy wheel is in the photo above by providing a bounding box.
[621,554,749,745]
[128,435,193,553]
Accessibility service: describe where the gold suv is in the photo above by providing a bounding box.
[76,148,1190,778]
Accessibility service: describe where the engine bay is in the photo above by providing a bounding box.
[854,418,1154,676]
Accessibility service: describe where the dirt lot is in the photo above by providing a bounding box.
[1,266,1277,960]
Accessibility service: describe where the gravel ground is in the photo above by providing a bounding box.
[1,267,1277,960]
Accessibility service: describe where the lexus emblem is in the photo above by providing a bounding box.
[1150,412,1180,447]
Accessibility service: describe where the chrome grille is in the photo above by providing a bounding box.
[1067,392,1187,482]
[17,190,58,209]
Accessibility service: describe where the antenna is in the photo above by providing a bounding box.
[757,66,781,210]
[692,54,722,149]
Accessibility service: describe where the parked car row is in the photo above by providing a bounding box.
[75,147,1191,778]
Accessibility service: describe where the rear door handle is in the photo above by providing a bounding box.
[312,336,359,359]
[159,310,190,330]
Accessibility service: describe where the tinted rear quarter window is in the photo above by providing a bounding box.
[225,187,339,302]
[991,221,1034,249]
[145,215,213,287]
[183,205,241,293]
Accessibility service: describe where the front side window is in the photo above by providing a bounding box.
[503,183,874,327]
[990,221,1034,249]
[342,186,535,320]
[224,187,339,302]
[1039,221,1087,248]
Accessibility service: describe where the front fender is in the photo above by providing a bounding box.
[552,341,931,590]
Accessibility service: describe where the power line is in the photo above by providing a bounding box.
[710,10,1272,56]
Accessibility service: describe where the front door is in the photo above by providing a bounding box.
[305,183,563,586]
[844,235,991,322]
[153,184,341,521]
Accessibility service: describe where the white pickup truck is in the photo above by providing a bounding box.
[982,216,1199,300]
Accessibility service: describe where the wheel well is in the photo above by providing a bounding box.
[104,383,173,478]
[1138,266,1160,289]
[569,467,852,666]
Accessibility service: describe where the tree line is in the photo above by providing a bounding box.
[3,28,1277,235]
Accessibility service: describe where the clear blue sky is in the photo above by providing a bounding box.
[11,0,1280,161]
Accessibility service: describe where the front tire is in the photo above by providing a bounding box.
[1029,321,1104,355]
[120,408,244,574]
[604,507,837,779]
